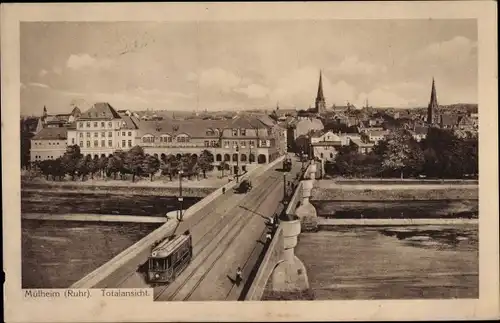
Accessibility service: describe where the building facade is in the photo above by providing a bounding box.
[30,128,68,162]
[68,102,139,158]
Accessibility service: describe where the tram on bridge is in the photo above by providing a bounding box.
[147,230,193,284]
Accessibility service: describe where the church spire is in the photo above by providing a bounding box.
[427,77,439,125]
[315,70,326,113]
[316,70,324,101]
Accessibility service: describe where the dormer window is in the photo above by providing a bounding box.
[142,135,155,143]
[232,129,238,136]
[240,129,246,136]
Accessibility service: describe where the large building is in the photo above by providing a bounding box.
[30,101,287,170]
[30,127,68,162]
[68,102,140,158]
[136,114,285,174]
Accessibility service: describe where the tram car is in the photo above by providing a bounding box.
[147,230,193,284]
[282,157,292,171]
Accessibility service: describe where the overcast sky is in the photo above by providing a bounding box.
[21,20,477,115]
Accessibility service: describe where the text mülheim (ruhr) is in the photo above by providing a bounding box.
[23,289,151,299]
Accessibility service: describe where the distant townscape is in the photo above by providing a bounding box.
[20,72,478,182]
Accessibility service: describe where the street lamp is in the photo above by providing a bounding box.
[234,144,240,183]
[283,173,287,201]
[177,169,184,222]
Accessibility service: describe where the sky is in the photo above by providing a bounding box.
[20,19,478,115]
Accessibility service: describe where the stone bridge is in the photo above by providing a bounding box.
[245,161,320,300]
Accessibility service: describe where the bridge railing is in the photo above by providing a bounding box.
[244,161,312,300]
[71,155,286,289]
[245,226,284,300]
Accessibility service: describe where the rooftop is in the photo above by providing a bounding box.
[80,102,121,120]
[32,127,68,140]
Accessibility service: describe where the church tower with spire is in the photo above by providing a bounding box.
[314,70,326,114]
[427,78,440,125]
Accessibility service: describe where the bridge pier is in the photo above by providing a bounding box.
[269,219,309,293]
[297,160,319,231]
[269,161,319,294]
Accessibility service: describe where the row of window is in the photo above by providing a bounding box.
[142,135,189,143]
[222,140,270,148]
[33,155,57,159]
[78,131,132,138]
[229,129,272,137]
[78,140,132,149]
[203,140,219,147]
[33,141,64,146]
[79,121,117,129]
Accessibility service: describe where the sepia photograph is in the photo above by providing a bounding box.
[3,2,499,322]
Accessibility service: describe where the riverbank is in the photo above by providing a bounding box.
[22,182,217,198]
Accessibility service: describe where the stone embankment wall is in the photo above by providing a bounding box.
[312,185,479,201]
[22,181,217,198]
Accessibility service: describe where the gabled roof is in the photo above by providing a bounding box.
[136,119,227,138]
[80,102,121,120]
[32,127,68,140]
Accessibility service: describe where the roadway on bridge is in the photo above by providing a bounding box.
[151,158,303,301]
[100,157,302,300]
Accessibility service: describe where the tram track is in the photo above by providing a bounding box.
[154,176,279,301]
[111,168,277,288]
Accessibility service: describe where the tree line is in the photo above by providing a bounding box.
[325,128,478,179]
[31,145,218,182]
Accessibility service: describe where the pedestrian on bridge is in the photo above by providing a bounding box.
[235,267,243,286]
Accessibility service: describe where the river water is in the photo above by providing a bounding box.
[22,219,161,288]
[294,225,478,300]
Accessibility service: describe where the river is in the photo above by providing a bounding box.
[22,219,161,288]
[293,225,478,299]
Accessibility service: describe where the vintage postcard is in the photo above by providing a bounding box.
[2,1,499,322]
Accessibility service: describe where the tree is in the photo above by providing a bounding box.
[142,154,160,181]
[219,161,228,178]
[421,128,478,178]
[76,156,90,180]
[87,157,99,179]
[60,145,82,180]
[378,129,424,179]
[97,155,108,178]
[198,150,214,178]
[20,127,34,170]
[106,155,123,180]
[124,146,145,182]
[179,153,194,178]
[38,160,52,180]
